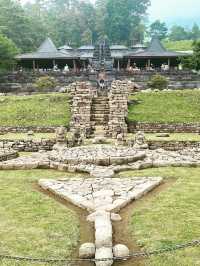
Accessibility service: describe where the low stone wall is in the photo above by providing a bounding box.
[0,150,18,161]
[148,140,200,151]
[128,122,200,133]
[1,70,200,93]
[0,126,59,133]
[0,139,56,152]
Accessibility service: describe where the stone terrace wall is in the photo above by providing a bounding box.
[148,140,200,151]
[1,70,200,93]
[117,70,200,89]
[0,139,56,152]
[128,122,200,133]
[0,126,59,133]
[0,150,18,161]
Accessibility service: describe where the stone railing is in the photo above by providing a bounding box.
[128,122,200,133]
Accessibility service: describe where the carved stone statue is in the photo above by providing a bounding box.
[133,131,148,149]
[53,126,66,151]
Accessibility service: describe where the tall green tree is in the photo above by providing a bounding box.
[104,0,150,44]
[0,33,18,69]
[190,23,200,40]
[0,0,42,52]
[149,20,168,40]
[169,25,189,41]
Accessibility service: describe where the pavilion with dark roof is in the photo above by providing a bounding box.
[124,37,188,69]
[16,38,79,71]
[16,37,190,71]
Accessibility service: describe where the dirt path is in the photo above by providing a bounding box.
[35,179,175,266]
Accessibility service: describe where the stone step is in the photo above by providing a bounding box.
[91,113,109,118]
[92,104,109,108]
[92,109,109,113]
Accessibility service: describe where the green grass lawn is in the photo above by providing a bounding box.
[120,167,200,266]
[0,93,70,126]
[163,40,193,51]
[0,169,81,266]
[128,90,200,123]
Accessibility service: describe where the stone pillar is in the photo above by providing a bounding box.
[73,60,77,72]
[69,82,95,138]
[117,60,120,71]
[127,58,131,69]
[32,60,36,72]
[108,80,128,139]
[147,59,151,69]
[168,58,171,69]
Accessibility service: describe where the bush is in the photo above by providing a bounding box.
[148,74,169,90]
[34,76,57,90]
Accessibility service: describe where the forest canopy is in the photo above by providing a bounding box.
[0,0,199,57]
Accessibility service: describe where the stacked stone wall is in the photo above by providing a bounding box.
[0,139,56,152]
[128,122,200,133]
[1,71,200,93]
[108,80,128,138]
[70,82,95,137]
[147,140,200,151]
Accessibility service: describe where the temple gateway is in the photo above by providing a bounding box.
[16,37,189,71]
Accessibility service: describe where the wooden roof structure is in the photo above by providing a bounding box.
[126,37,188,58]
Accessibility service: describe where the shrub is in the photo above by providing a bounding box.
[148,74,169,90]
[34,76,57,90]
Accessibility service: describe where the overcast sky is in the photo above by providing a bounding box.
[149,0,200,27]
[21,0,200,27]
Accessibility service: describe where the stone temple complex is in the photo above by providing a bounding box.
[16,37,188,71]
[0,34,199,266]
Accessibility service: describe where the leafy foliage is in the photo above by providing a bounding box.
[149,20,168,40]
[181,40,200,70]
[35,76,57,90]
[0,33,18,69]
[147,74,169,90]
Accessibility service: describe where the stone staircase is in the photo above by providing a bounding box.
[91,96,109,136]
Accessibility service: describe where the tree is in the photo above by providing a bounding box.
[104,0,150,44]
[0,33,18,69]
[81,29,93,44]
[149,20,168,40]
[190,23,200,40]
[169,25,189,41]
[181,41,200,70]
[0,0,48,52]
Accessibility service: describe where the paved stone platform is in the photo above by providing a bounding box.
[50,145,146,166]
[39,176,163,266]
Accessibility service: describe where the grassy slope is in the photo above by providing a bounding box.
[0,170,80,266]
[128,90,200,123]
[120,167,200,266]
[0,93,70,126]
[163,40,193,51]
